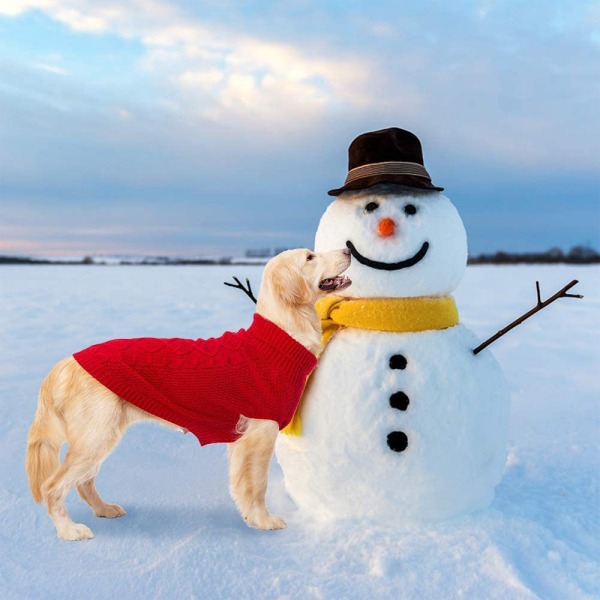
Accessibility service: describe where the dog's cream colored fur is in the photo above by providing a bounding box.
[26,248,351,540]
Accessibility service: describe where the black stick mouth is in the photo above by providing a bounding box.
[318,275,352,292]
[346,240,429,271]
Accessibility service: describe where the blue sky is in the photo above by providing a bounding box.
[0,0,599,257]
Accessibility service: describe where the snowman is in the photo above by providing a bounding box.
[275,128,511,521]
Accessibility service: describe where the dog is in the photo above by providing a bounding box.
[26,248,351,540]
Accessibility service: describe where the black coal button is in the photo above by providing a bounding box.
[389,391,410,411]
[389,354,407,370]
[387,431,408,452]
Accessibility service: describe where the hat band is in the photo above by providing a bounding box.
[345,161,431,185]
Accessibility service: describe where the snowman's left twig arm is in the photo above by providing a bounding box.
[473,279,583,355]
[223,276,257,304]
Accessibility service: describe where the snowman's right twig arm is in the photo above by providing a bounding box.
[473,279,582,355]
[223,276,257,304]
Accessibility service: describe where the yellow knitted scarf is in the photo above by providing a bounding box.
[281,295,459,436]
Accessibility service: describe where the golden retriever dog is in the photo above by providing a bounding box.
[26,248,351,540]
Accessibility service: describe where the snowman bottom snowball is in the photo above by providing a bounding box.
[275,326,510,522]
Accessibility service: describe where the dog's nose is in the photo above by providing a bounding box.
[343,248,351,257]
[377,218,396,237]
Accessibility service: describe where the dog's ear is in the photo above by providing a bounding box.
[269,262,313,307]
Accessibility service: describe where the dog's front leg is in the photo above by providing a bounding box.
[227,418,286,530]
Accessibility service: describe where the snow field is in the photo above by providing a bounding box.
[0,264,598,599]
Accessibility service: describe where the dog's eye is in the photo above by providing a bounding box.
[365,202,379,213]
[306,254,315,262]
[404,204,417,216]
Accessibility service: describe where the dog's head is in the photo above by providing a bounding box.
[261,248,352,308]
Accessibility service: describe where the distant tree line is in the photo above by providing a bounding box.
[0,256,55,264]
[1,245,598,265]
[245,247,290,258]
[468,245,599,265]
[0,256,238,266]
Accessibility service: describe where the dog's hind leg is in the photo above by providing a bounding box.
[42,445,98,540]
[77,476,126,519]
[42,422,124,540]
[228,418,286,531]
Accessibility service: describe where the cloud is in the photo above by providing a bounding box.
[0,0,370,128]
[31,61,68,75]
[2,0,598,170]
[0,0,598,257]
[140,22,372,128]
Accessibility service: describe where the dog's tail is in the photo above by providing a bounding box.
[26,371,65,503]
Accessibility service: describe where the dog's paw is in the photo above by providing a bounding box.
[263,515,287,530]
[57,522,95,541]
[245,513,287,531]
[94,503,126,518]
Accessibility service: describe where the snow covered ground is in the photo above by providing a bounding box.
[0,264,598,599]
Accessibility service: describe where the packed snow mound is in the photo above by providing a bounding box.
[315,190,467,297]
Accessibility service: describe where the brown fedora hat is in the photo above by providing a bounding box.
[328,127,443,196]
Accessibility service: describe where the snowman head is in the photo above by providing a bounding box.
[314,184,467,298]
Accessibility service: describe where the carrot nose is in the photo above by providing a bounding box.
[377,218,396,237]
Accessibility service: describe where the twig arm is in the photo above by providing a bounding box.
[473,279,582,355]
[223,276,258,304]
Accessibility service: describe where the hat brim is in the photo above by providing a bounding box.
[328,174,443,197]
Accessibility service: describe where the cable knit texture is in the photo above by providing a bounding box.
[73,314,317,445]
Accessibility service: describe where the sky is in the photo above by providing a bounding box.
[0,0,599,257]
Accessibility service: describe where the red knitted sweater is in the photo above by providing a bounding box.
[73,314,317,445]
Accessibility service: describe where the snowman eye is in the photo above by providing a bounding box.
[404,204,417,216]
[364,202,379,213]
